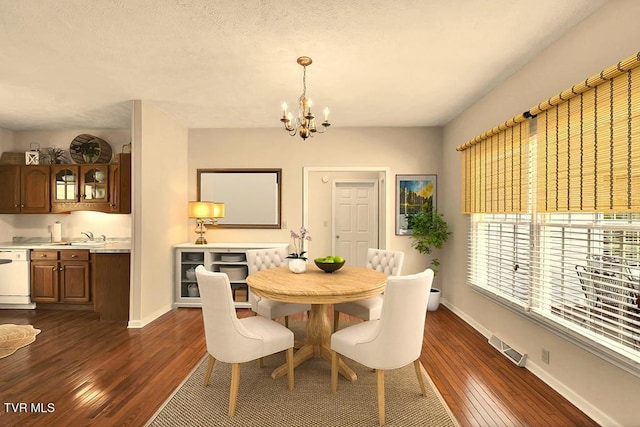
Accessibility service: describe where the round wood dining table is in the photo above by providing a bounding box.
[246,264,387,381]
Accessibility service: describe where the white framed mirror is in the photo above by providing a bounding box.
[197,168,282,229]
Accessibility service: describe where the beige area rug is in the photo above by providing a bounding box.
[0,324,41,359]
[148,324,459,427]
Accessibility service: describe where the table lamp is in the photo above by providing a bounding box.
[188,201,225,244]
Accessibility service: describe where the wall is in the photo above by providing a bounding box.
[188,126,442,277]
[440,1,640,425]
[0,127,14,151]
[130,100,188,327]
[0,127,16,241]
[0,128,131,242]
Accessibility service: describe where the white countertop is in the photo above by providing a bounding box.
[173,242,288,250]
[0,240,131,253]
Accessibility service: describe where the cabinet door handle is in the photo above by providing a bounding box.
[59,267,64,271]
[21,204,24,208]
[71,254,77,258]
[52,267,56,271]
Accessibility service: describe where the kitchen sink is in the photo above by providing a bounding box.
[68,241,106,247]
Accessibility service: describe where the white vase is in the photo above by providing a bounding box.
[187,283,200,297]
[288,258,307,274]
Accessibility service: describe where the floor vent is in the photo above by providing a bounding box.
[488,335,527,367]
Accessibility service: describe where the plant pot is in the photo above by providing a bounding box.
[427,288,441,311]
[288,258,307,274]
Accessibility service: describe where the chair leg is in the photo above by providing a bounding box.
[203,354,215,386]
[413,359,427,396]
[331,350,339,393]
[333,310,340,332]
[284,315,289,328]
[229,363,240,416]
[377,369,385,426]
[258,357,264,368]
[286,347,294,390]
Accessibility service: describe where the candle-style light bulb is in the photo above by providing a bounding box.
[281,102,288,117]
[323,107,329,121]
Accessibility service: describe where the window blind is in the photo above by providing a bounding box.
[468,214,531,305]
[458,116,530,214]
[534,53,640,213]
[528,215,640,361]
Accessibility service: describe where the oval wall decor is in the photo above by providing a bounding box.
[69,134,113,164]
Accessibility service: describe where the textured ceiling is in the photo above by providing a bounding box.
[0,0,607,131]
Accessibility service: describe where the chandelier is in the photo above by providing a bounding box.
[280,56,331,140]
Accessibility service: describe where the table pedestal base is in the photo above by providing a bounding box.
[270,304,357,382]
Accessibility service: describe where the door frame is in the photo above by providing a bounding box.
[302,166,391,250]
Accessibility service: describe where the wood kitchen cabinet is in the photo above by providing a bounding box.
[50,153,131,214]
[92,252,130,321]
[0,165,50,213]
[31,250,91,304]
[108,153,131,213]
[50,164,109,212]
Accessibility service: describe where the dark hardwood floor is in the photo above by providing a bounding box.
[0,306,597,426]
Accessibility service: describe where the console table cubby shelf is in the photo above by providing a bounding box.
[173,243,289,308]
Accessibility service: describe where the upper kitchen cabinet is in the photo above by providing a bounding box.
[51,153,131,214]
[108,153,131,214]
[51,165,79,204]
[51,164,109,207]
[0,165,51,214]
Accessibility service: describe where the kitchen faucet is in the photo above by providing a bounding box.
[81,231,94,241]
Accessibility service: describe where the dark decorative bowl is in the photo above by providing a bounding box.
[314,260,346,273]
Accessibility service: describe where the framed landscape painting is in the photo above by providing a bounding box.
[395,174,437,235]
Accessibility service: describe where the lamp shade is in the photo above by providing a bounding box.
[188,201,215,218]
[212,202,225,219]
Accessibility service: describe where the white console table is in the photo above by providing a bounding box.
[173,242,289,308]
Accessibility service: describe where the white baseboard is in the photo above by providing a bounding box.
[127,304,173,329]
[526,360,619,427]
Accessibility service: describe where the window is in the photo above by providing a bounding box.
[462,52,640,372]
[471,211,640,367]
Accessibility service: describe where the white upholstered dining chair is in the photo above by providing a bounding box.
[330,268,434,426]
[246,248,311,328]
[333,248,405,331]
[196,265,294,417]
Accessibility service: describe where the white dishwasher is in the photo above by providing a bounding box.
[0,249,35,309]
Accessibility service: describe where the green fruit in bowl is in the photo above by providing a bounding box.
[323,257,334,263]
[333,256,344,263]
[314,257,325,262]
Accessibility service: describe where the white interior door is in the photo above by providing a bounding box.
[332,180,379,266]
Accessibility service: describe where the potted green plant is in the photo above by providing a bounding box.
[44,147,69,164]
[71,140,100,163]
[409,206,451,311]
